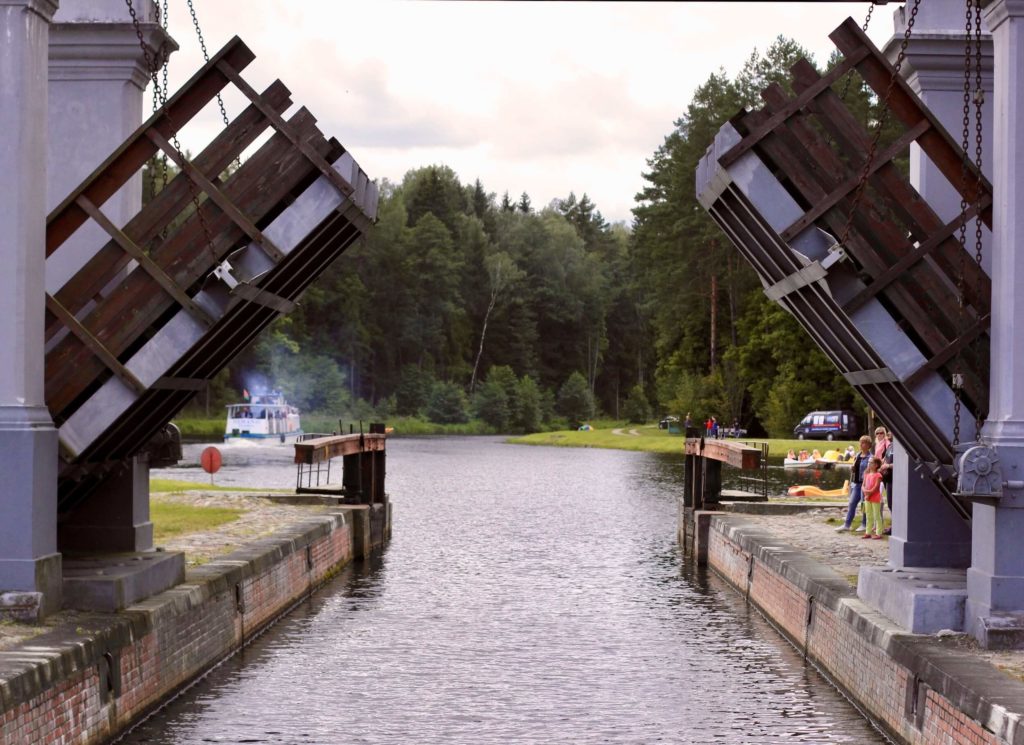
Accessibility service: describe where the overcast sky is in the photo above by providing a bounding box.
[159,1,897,224]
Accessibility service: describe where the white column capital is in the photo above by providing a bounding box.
[983,0,1024,33]
[49,21,176,89]
[0,0,59,22]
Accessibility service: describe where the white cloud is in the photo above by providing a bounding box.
[160,1,900,223]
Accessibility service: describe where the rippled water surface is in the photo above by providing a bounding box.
[131,437,886,744]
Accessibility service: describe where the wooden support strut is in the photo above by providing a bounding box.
[719,46,870,168]
[843,199,991,315]
[230,283,296,314]
[779,118,932,243]
[44,295,146,394]
[214,60,358,202]
[829,18,992,215]
[143,128,287,263]
[904,314,991,388]
[74,195,216,327]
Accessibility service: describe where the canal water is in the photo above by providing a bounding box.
[131,437,886,744]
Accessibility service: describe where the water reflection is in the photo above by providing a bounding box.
[129,438,886,744]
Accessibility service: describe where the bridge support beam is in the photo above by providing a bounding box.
[967,0,1024,647]
[0,0,62,621]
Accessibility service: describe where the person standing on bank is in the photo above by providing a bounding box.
[836,435,873,533]
[873,426,891,515]
[881,434,894,535]
[862,457,885,540]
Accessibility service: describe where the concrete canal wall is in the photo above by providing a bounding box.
[0,502,390,744]
[697,512,1024,745]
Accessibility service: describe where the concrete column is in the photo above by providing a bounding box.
[45,0,174,294]
[889,441,971,568]
[882,0,992,570]
[967,0,1024,644]
[0,0,62,620]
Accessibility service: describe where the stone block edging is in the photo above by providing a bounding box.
[0,508,356,743]
[708,514,1024,745]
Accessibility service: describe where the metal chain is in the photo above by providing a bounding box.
[953,0,973,448]
[125,0,220,265]
[973,0,986,439]
[186,0,231,131]
[158,0,169,192]
[837,2,876,104]
[838,0,920,250]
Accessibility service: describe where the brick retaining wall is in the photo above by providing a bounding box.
[0,506,376,744]
[705,515,1024,745]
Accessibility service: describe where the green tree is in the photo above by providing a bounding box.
[473,379,510,430]
[622,384,652,424]
[557,371,594,427]
[514,375,543,433]
[425,381,469,424]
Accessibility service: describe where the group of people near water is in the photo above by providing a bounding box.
[833,426,894,539]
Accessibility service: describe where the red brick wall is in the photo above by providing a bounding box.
[0,513,357,745]
[707,519,1008,745]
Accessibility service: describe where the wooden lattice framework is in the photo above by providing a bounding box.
[698,19,992,516]
[47,38,376,511]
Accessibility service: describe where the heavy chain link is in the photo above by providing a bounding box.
[973,0,985,439]
[953,0,973,448]
[125,0,219,265]
[187,0,231,131]
[838,0,920,250]
[837,2,876,104]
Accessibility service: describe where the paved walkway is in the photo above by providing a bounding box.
[0,489,327,652]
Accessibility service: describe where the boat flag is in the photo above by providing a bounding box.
[243,388,250,401]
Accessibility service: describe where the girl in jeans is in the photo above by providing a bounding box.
[836,435,873,533]
[862,457,885,539]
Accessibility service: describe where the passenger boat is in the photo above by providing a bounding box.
[224,390,302,442]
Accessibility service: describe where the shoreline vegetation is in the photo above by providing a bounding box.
[172,416,855,460]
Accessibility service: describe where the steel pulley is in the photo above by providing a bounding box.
[955,444,1003,499]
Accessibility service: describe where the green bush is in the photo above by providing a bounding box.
[557,372,595,427]
[426,381,470,424]
[622,385,652,424]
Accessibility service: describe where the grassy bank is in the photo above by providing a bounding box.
[151,500,243,542]
[173,414,498,439]
[511,426,858,459]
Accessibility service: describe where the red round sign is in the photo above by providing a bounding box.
[200,446,222,474]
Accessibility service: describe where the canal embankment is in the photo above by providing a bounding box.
[0,501,390,744]
[692,509,1024,745]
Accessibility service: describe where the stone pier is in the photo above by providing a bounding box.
[0,0,62,620]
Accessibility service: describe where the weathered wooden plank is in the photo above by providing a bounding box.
[145,128,287,262]
[829,18,992,213]
[843,200,988,315]
[48,80,292,335]
[788,60,991,319]
[45,295,146,395]
[683,438,761,470]
[46,37,256,254]
[46,109,332,416]
[216,60,356,200]
[73,195,215,327]
[293,433,386,464]
[719,45,870,168]
[737,105,956,354]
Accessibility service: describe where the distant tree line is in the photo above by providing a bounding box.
[170,36,899,435]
